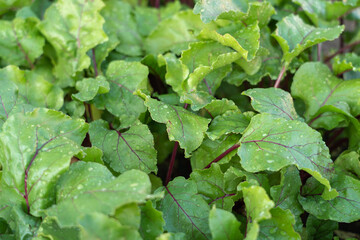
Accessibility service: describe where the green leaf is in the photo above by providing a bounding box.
[239,113,335,198]
[72,76,109,102]
[243,88,302,121]
[94,60,148,127]
[0,108,88,216]
[78,146,104,165]
[239,182,274,239]
[305,214,338,240]
[270,166,303,232]
[191,134,240,170]
[158,177,211,239]
[202,98,239,118]
[198,23,259,62]
[143,95,210,157]
[299,171,360,222]
[38,0,108,87]
[190,163,235,211]
[180,41,241,90]
[0,0,32,15]
[100,0,141,57]
[206,112,249,140]
[193,0,248,23]
[114,203,140,229]
[209,206,243,240]
[36,217,81,240]
[258,208,300,240]
[0,18,44,68]
[144,10,216,55]
[272,14,344,65]
[140,201,165,240]
[46,166,152,226]
[332,53,360,76]
[292,62,360,126]
[79,213,142,240]
[335,151,360,179]
[89,119,157,174]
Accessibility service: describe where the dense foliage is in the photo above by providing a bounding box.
[1,0,360,239]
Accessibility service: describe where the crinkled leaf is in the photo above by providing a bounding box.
[206,112,249,140]
[77,146,104,165]
[72,76,109,102]
[270,166,303,232]
[143,95,210,157]
[190,163,234,211]
[38,0,107,87]
[89,119,157,174]
[198,21,260,61]
[305,214,338,240]
[243,88,302,121]
[0,108,88,216]
[144,10,216,55]
[158,177,211,240]
[272,14,344,64]
[258,208,300,240]
[180,41,241,90]
[94,60,148,127]
[193,0,248,23]
[202,98,240,118]
[299,171,360,222]
[292,62,360,124]
[191,134,240,170]
[239,113,336,198]
[332,53,360,76]
[0,18,44,68]
[180,91,215,111]
[46,167,152,226]
[140,201,165,240]
[209,206,243,240]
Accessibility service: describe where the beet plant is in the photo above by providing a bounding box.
[0,0,360,239]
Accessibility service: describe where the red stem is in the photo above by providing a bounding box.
[325,40,360,63]
[166,141,179,185]
[274,66,286,88]
[204,143,240,169]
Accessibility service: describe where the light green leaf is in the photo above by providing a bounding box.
[89,119,157,174]
[38,0,108,87]
[258,208,300,240]
[158,177,211,240]
[240,182,274,240]
[180,41,241,90]
[243,88,302,121]
[180,91,215,111]
[144,10,216,55]
[191,134,240,170]
[190,163,235,211]
[299,171,360,222]
[305,214,338,240]
[292,62,360,125]
[272,14,344,65]
[36,217,81,240]
[46,167,152,226]
[140,201,165,240]
[209,206,243,240]
[79,213,142,240]
[197,21,260,61]
[206,112,249,140]
[270,166,303,232]
[193,0,248,23]
[114,203,140,229]
[94,60,148,127]
[239,113,336,198]
[78,146,104,164]
[332,53,360,76]
[143,96,210,157]
[0,0,32,15]
[202,98,239,118]
[0,18,44,68]
[0,108,88,216]
[73,76,109,102]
